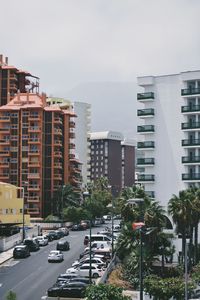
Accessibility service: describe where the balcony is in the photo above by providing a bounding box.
[0,127,10,133]
[0,139,10,145]
[54,140,62,146]
[10,73,18,81]
[182,173,200,181]
[29,116,40,121]
[29,150,40,155]
[26,208,40,215]
[27,196,40,203]
[28,127,40,132]
[182,156,200,164]
[0,151,10,156]
[9,83,17,91]
[137,158,155,165]
[0,162,9,167]
[27,185,40,191]
[0,116,10,122]
[137,108,154,117]
[54,151,62,157]
[137,174,155,182]
[181,105,200,113]
[145,191,155,198]
[181,88,200,96]
[53,174,62,180]
[28,138,40,144]
[27,173,40,179]
[69,153,75,159]
[69,143,75,149]
[137,125,154,133]
[54,162,62,168]
[28,161,40,167]
[182,122,200,130]
[54,117,62,124]
[0,173,9,179]
[182,139,200,147]
[54,129,62,135]
[137,92,154,101]
[69,132,75,139]
[69,121,75,128]
[137,141,155,149]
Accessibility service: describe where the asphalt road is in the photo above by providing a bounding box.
[0,224,109,300]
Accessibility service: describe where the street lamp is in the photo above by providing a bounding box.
[185,239,190,300]
[107,201,114,258]
[83,190,92,284]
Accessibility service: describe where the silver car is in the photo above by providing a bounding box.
[48,250,64,263]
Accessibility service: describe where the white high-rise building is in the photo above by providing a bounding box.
[137,70,200,209]
[73,102,91,186]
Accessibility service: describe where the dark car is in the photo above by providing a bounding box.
[23,238,40,251]
[57,273,79,283]
[48,231,60,240]
[71,224,85,231]
[56,240,70,251]
[48,282,87,298]
[13,245,30,259]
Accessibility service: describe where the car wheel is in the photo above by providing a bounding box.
[93,273,99,278]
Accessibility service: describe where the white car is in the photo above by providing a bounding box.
[72,257,106,268]
[36,236,48,246]
[48,250,64,262]
[66,263,104,278]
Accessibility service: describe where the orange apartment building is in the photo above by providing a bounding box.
[0,92,82,218]
[0,54,39,106]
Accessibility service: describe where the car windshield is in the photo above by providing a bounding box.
[50,251,59,255]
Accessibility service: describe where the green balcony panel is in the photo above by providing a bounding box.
[137,158,155,165]
[181,122,200,130]
[137,125,155,133]
[137,108,155,117]
[138,174,155,181]
[137,141,155,149]
[182,173,200,180]
[182,156,200,163]
[181,88,200,96]
[182,139,200,146]
[181,105,200,113]
[137,92,154,100]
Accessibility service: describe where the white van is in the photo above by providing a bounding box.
[84,234,111,245]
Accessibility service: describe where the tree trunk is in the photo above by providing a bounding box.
[182,232,186,266]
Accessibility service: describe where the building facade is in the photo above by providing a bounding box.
[0,182,30,225]
[89,131,135,195]
[0,54,39,106]
[47,98,91,187]
[137,70,200,208]
[0,92,80,218]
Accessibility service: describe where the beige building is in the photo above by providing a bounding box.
[0,182,30,225]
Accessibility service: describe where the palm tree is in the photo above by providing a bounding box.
[168,190,192,263]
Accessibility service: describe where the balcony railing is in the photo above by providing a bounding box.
[137,125,155,133]
[145,191,155,198]
[182,139,200,147]
[182,122,200,130]
[137,174,155,181]
[137,108,155,117]
[137,141,155,149]
[182,173,200,180]
[137,158,155,165]
[137,92,154,100]
[181,105,200,113]
[182,156,200,163]
[181,88,200,96]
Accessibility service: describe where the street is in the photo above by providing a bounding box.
[0,225,108,300]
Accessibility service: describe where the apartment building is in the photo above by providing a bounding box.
[47,98,91,187]
[137,70,200,208]
[0,92,80,218]
[89,131,135,195]
[0,54,39,106]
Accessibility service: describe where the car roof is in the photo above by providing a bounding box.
[15,245,27,249]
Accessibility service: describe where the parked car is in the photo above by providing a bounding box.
[56,240,70,251]
[72,257,106,268]
[36,236,48,246]
[23,238,40,251]
[57,273,79,283]
[84,234,111,245]
[43,233,54,242]
[13,245,30,259]
[102,215,111,221]
[71,224,85,231]
[66,263,104,278]
[48,231,60,240]
[48,282,87,298]
[48,250,64,262]
[55,230,65,239]
[58,227,69,236]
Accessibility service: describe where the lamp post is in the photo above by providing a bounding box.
[107,200,114,258]
[61,185,66,224]
[185,239,189,300]
[83,190,92,284]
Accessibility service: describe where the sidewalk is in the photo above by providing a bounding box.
[0,248,13,265]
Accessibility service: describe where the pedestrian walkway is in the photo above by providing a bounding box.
[0,248,13,265]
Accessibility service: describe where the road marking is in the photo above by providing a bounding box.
[2,260,19,267]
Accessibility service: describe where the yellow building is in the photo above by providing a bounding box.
[0,182,30,225]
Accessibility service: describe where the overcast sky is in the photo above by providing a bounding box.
[1,0,200,138]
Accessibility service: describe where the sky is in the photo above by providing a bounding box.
[0,0,200,138]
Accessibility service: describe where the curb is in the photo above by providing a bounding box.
[0,255,13,265]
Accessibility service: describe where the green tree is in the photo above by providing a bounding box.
[62,206,88,223]
[168,190,192,262]
[6,291,17,300]
[86,284,131,300]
